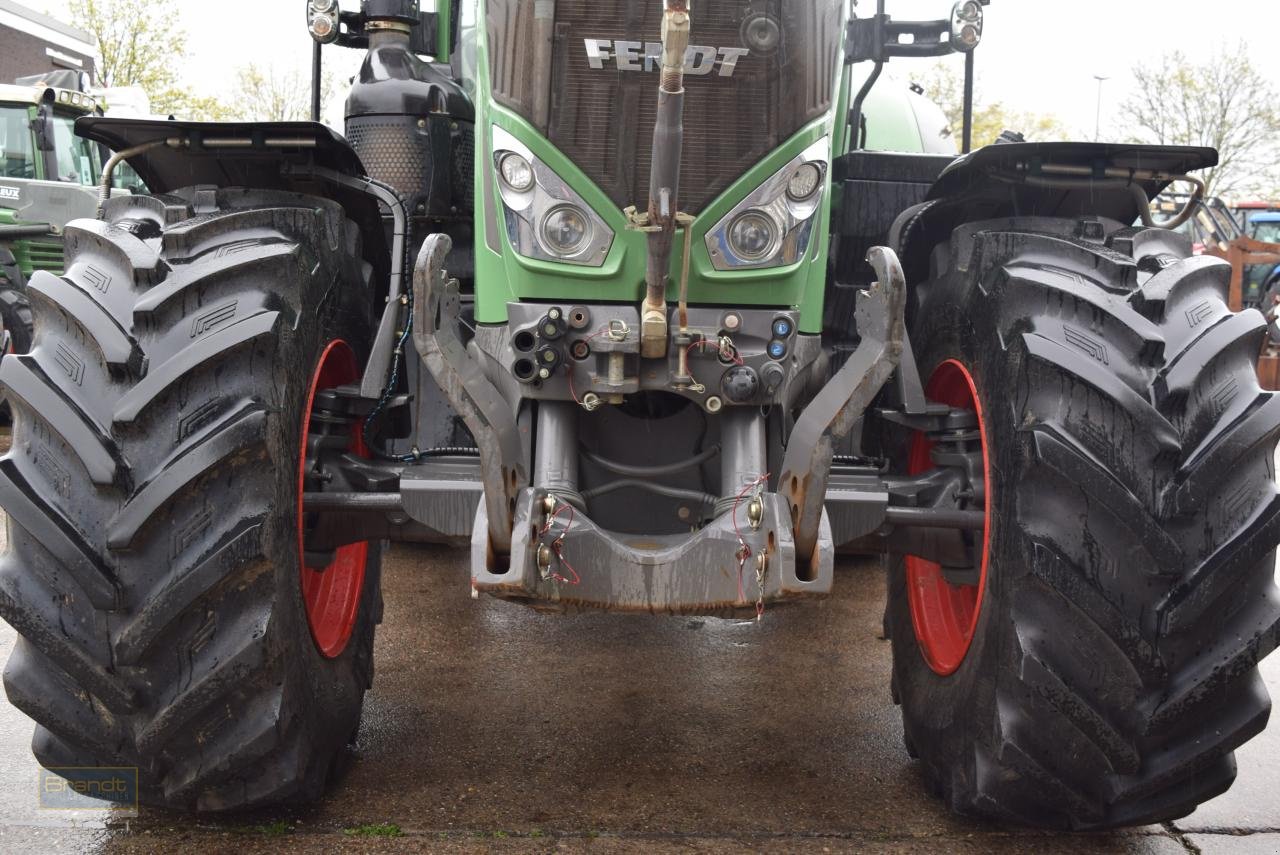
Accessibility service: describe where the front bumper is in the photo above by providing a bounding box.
[471,489,834,614]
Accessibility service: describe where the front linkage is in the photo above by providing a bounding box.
[413,233,984,613]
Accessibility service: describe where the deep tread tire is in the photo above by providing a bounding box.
[884,219,1280,830]
[0,188,382,811]
[0,271,33,355]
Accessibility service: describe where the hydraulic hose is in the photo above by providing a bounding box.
[97,138,178,216]
[641,0,691,358]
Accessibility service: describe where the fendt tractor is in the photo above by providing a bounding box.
[0,70,105,358]
[0,0,1277,831]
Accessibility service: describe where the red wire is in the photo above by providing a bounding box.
[541,501,580,585]
[730,472,770,605]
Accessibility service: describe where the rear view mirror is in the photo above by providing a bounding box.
[31,112,54,153]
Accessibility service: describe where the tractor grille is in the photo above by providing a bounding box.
[16,239,64,276]
[490,0,842,214]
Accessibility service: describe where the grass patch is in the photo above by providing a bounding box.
[252,820,293,837]
[344,823,404,838]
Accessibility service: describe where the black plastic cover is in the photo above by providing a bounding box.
[76,117,371,193]
[345,41,473,120]
[928,142,1219,223]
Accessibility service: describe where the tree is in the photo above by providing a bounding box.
[70,0,228,119]
[232,64,335,122]
[909,63,1069,149]
[1121,45,1280,198]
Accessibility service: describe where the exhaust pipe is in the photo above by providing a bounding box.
[641,0,691,359]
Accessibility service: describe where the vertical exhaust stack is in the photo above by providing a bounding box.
[641,0,691,359]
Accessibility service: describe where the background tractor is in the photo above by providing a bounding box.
[1155,190,1280,387]
[0,0,1276,832]
[0,71,105,357]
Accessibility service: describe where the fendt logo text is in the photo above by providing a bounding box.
[584,39,750,77]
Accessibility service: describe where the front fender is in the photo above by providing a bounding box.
[892,141,1218,285]
[75,117,388,277]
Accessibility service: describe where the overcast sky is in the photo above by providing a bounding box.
[16,0,1280,139]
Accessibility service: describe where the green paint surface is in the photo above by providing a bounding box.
[469,0,936,332]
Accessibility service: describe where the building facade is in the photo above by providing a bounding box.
[0,0,96,86]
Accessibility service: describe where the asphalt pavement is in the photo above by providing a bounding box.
[0,525,1276,852]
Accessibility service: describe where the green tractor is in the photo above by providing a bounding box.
[0,72,106,356]
[1,0,1277,830]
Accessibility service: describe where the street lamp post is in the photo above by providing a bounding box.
[1094,74,1110,142]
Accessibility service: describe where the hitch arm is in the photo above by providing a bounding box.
[412,234,527,556]
[780,246,907,562]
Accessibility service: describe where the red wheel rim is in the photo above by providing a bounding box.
[297,340,368,659]
[905,359,991,676]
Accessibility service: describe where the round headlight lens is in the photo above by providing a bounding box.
[499,152,535,192]
[542,205,591,255]
[728,211,778,261]
[787,163,823,201]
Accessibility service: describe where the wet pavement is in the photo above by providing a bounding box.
[0,533,1276,852]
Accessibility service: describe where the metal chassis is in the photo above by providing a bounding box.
[296,235,987,614]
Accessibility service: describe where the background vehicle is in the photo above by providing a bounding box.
[1245,212,1280,304]
[0,0,1276,832]
[0,71,103,357]
[1155,192,1280,387]
[1232,199,1280,231]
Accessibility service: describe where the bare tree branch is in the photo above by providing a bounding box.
[70,0,229,119]
[1121,44,1280,198]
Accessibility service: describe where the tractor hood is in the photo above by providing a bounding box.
[486,0,845,214]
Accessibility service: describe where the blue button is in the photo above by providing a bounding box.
[768,340,787,359]
[772,318,793,338]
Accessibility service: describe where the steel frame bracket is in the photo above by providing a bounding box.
[412,234,527,556]
[781,246,906,561]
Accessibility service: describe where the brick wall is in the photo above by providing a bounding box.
[0,22,96,85]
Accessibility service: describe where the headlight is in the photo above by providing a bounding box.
[950,0,983,52]
[499,152,534,192]
[787,163,823,202]
[542,205,591,255]
[729,212,778,260]
[309,13,336,39]
[491,126,614,267]
[706,137,829,271]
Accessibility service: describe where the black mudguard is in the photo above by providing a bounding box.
[75,117,389,278]
[892,141,1218,284]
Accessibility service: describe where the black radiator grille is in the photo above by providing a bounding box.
[488,0,843,215]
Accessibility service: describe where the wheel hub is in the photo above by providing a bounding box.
[905,359,991,676]
[297,340,369,659]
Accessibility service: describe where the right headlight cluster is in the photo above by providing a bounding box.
[705,137,830,271]
[492,126,614,268]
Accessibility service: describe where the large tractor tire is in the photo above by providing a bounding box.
[0,188,382,810]
[885,219,1280,829]
[0,263,33,355]
[0,262,33,421]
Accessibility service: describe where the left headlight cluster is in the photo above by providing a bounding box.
[705,137,830,271]
[492,126,614,268]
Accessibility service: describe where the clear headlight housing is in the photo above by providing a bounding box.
[705,137,829,271]
[492,126,614,267]
[499,152,535,192]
